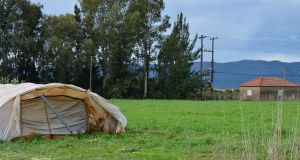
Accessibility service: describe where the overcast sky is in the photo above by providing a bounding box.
[31,0,300,62]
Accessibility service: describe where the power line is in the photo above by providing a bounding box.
[215,71,300,77]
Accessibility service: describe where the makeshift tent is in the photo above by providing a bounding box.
[0,83,127,140]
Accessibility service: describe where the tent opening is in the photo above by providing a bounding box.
[21,96,88,136]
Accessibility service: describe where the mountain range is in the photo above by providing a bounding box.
[192,60,300,89]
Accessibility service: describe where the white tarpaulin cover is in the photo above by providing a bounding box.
[0,83,127,140]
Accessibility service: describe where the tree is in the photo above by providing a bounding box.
[78,0,139,97]
[72,4,90,88]
[127,0,170,98]
[0,0,16,77]
[0,0,43,82]
[157,13,199,99]
[40,14,81,83]
[0,0,204,99]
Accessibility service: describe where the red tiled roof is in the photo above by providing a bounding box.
[240,77,299,87]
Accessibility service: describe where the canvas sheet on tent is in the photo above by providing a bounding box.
[0,83,127,140]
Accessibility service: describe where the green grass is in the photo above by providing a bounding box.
[1,100,300,159]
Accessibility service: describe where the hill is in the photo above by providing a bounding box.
[192,60,300,89]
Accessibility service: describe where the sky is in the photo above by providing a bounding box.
[31,0,300,63]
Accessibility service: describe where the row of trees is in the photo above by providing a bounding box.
[0,0,204,99]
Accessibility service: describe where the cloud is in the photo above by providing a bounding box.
[165,0,300,62]
[258,53,300,62]
[259,0,300,5]
[32,0,300,62]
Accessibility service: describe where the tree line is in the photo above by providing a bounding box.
[0,0,206,99]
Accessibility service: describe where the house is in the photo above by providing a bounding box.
[240,77,300,101]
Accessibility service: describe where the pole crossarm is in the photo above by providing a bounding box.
[41,96,73,134]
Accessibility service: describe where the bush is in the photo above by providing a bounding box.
[0,77,24,84]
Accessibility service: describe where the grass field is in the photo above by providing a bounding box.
[1,100,300,159]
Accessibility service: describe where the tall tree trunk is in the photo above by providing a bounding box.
[101,46,109,91]
[143,42,148,99]
[102,58,109,90]
[103,61,108,89]
[143,56,148,99]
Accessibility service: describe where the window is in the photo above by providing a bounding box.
[278,89,284,96]
[247,90,253,96]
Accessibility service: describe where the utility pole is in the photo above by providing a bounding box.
[199,35,207,99]
[89,56,92,91]
[210,37,218,98]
